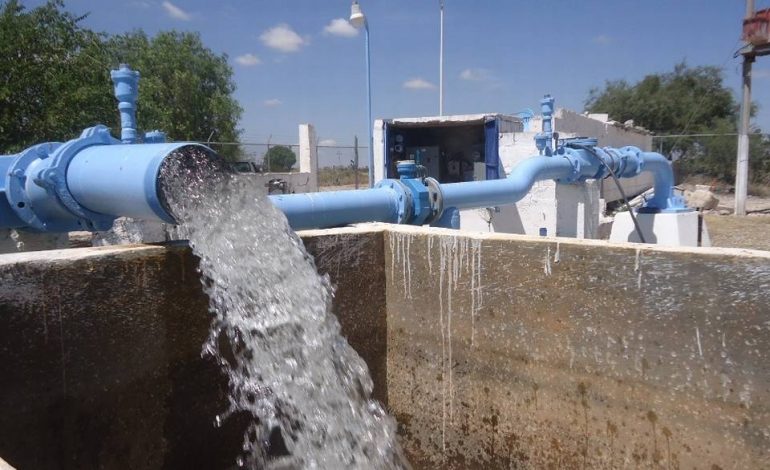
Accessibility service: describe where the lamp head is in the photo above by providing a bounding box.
[349,1,366,28]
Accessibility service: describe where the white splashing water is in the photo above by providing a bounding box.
[159,149,408,469]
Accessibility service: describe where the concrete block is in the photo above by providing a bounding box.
[610,210,711,247]
[298,124,319,192]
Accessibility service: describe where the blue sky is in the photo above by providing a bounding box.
[22,0,770,146]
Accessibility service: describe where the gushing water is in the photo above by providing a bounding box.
[159,149,408,469]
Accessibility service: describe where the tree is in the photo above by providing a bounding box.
[0,1,242,160]
[585,62,769,184]
[585,63,737,134]
[0,0,115,153]
[264,146,296,172]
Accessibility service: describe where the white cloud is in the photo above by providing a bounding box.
[459,68,493,81]
[235,53,261,66]
[260,24,308,52]
[323,18,359,38]
[403,78,436,90]
[593,35,611,45]
[318,139,337,146]
[263,99,282,107]
[161,1,191,21]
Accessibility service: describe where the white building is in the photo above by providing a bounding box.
[373,108,654,239]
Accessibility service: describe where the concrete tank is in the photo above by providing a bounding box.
[0,225,768,468]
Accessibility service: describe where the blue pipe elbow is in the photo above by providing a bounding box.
[440,156,574,210]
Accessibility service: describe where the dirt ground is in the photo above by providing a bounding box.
[699,191,770,252]
[705,214,770,251]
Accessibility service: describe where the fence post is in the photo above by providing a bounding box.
[354,135,360,189]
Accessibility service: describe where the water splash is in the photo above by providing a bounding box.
[159,149,408,469]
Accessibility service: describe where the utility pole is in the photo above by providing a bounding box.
[439,0,445,116]
[735,0,755,216]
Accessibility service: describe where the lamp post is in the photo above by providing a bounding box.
[350,1,374,188]
[439,0,444,116]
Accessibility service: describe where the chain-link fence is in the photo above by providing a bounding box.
[198,132,770,191]
[199,141,369,169]
[651,132,770,194]
[196,140,371,187]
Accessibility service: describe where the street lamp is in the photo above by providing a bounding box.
[349,1,374,187]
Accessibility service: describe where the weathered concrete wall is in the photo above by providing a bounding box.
[0,245,230,469]
[2,224,769,469]
[384,225,770,469]
[0,229,387,469]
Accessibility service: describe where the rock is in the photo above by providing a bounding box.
[684,189,719,211]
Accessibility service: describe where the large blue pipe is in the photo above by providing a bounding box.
[0,138,683,233]
[0,125,213,232]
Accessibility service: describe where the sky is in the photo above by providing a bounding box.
[20,0,770,147]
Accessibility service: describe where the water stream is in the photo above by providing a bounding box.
[159,149,408,469]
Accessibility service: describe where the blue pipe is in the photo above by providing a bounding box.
[636,150,677,211]
[0,124,214,232]
[1,141,683,233]
[441,156,574,210]
[111,64,140,144]
[0,71,686,235]
[270,187,400,231]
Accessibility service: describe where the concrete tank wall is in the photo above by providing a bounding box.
[383,226,770,469]
[1,225,769,469]
[0,230,387,469]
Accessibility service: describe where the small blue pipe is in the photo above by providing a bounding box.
[111,65,140,144]
[637,150,676,211]
[269,187,400,231]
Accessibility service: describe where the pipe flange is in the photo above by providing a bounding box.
[6,143,61,231]
[557,151,582,183]
[45,125,120,230]
[423,177,444,224]
[376,179,412,224]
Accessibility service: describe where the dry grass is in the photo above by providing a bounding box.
[318,167,370,187]
[705,215,770,251]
